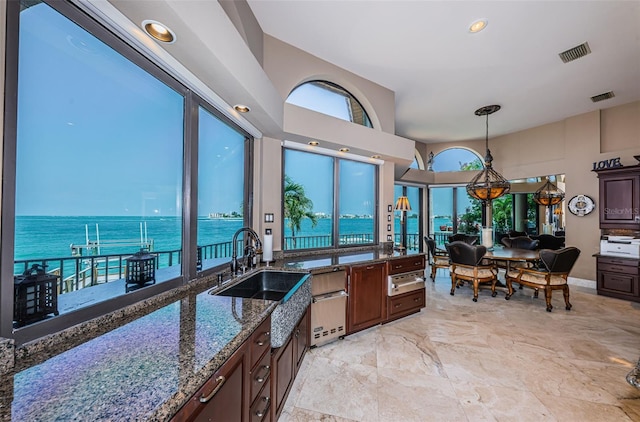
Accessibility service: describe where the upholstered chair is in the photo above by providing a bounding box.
[508,230,527,238]
[446,241,498,302]
[425,236,449,280]
[505,246,581,312]
[530,234,565,250]
[501,236,540,250]
[447,233,478,245]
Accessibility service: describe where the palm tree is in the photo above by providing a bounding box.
[492,196,513,233]
[284,176,318,248]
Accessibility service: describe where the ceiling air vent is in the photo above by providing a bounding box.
[559,42,591,63]
[591,91,615,103]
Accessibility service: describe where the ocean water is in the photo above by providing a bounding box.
[15,216,422,261]
[15,216,242,261]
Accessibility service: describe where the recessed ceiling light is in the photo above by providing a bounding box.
[339,148,350,153]
[469,19,488,33]
[371,155,381,159]
[233,104,250,113]
[142,20,176,43]
[308,141,319,146]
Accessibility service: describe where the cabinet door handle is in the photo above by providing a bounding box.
[256,331,271,346]
[366,265,375,270]
[394,303,402,308]
[199,375,226,403]
[255,396,271,418]
[255,365,271,383]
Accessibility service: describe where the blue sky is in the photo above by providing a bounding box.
[15,4,243,217]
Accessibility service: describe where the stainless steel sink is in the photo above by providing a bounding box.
[217,270,310,303]
[213,269,312,347]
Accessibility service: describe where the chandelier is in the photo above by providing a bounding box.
[533,177,565,207]
[466,105,511,202]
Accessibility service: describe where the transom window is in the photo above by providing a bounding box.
[286,80,373,127]
[432,148,483,172]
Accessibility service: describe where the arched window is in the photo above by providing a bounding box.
[432,148,483,172]
[409,149,424,170]
[286,80,373,127]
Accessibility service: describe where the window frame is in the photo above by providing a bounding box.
[286,80,373,128]
[1,0,253,344]
[282,148,379,252]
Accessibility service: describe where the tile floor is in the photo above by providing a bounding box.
[280,269,640,421]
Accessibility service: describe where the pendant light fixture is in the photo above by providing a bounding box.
[466,105,511,203]
[533,176,565,207]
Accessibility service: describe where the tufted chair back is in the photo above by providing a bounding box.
[448,233,478,245]
[501,236,539,250]
[446,241,487,266]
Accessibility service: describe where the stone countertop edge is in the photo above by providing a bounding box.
[148,303,277,421]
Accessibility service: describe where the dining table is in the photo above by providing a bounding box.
[484,247,541,286]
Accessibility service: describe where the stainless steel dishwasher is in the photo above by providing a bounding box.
[310,266,347,347]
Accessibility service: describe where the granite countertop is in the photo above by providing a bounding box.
[1,247,425,421]
[4,282,277,421]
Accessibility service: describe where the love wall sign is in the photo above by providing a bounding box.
[592,157,622,171]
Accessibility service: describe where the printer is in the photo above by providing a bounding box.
[600,236,640,258]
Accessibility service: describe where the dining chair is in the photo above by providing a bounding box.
[500,236,539,250]
[425,236,449,280]
[447,233,478,245]
[504,246,581,311]
[446,241,498,302]
[530,234,565,250]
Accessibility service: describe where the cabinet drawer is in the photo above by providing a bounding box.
[387,255,426,275]
[598,263,639,275]
[388,289,425,317]
[598,271,638,295]
[250,387,271,422]
[250,317,271,369]
[250,348,271,405]
[597,256,639,267]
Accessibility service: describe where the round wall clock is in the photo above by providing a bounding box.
[568,194,595,216]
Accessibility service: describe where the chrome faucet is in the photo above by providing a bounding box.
[231,227,262,274]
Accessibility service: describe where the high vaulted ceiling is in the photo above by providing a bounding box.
[247,0,640,144]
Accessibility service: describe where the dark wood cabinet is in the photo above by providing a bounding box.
[270,307,309,422]
[596,165,640,229]
[387,255,426,275]
[172,316,272,422]
[249,317,272,422]
[347,262,386,334]
[293,307,309,372]
[387,288,425,321]
[172,341,249,422]
[597,255,640,302]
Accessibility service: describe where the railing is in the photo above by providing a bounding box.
[15,240,236,296]
[283,233,375,250]
[283,233,425,252]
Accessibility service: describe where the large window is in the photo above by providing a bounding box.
[394,185,423,251]
[339,160,376,245]
[197,107,247,271]
[429,186,480,247]
[2,1,251,342]
[286,80,373,127]
[283,149,377,250]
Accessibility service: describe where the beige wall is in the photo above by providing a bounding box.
[263,35,396,135]
[405,103,640,282]
[260,33,416,245]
